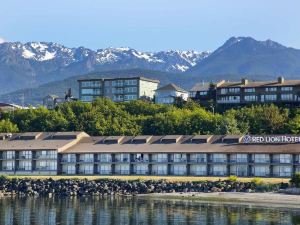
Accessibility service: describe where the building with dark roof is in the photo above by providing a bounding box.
[1,132,300,177]
[155,83,188,104]
[78,77,159,103]
[189,77,300,110]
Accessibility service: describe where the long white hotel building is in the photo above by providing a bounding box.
[1,132,300,177]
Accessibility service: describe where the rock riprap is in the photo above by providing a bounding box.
[0,177,288,197]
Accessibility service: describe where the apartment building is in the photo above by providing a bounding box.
[78,77,159,103]
[190,77,300,109]
[1,132,300,177]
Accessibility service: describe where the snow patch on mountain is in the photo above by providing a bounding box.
[2,41,211,72]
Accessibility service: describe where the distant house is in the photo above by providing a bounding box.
[0,103,27,112]
[155,83,188,104]
[43,89,77,109]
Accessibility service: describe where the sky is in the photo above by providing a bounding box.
[0,0,299,52]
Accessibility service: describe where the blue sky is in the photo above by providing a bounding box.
[0,0,299,52]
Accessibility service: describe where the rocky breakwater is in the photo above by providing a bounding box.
[0,177,288,197]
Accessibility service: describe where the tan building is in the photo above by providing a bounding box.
[1,132,300,177]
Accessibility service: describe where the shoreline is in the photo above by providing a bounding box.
[139,192,300,208]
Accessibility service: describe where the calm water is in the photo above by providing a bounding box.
[0,196,300,225]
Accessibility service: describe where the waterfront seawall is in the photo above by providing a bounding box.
[0,177,289,197]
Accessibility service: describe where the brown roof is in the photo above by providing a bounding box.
[156,83,187,93]
[190,83,211,92]
[218,80,300,88]
[2,133,300,154]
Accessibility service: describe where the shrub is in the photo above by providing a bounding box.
[290,172,300,188]
[251,177,264,185]
[228,175,238,182]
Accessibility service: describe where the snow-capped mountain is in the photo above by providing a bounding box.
[0,41,210,94]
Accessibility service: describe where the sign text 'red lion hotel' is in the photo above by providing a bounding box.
[242,135,300,144]
[1,132,300,178]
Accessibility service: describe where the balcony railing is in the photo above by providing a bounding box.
[272,160,292,164]
[151,159,168,163]
[170,159,187,163]
[114,170,130,175]
[78,159,94,163]
[189,159,206,163]
[151,170,168,175]
[132,170,149,175]
[132,158,149,163]
[114,159,130,163]
[190,171,207,176]
[98,170,112,175]
[230,159,248,163]
[61,159,77,163]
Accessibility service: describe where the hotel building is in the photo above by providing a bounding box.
[1,132,300,178]
[78,77,159,103]
[190,77,300,109]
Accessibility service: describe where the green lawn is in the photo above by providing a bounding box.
[3,175,290,184]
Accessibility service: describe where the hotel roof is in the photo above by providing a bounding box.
[218,80,300,88]
[1,133,300,154]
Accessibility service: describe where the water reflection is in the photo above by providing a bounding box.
[0,196,300,225]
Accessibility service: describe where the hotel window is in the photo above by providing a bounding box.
[62,154,76,163]
[171,165,187,175]
[80,154,94,163]
[152,154,168,162]
[265,94,277,101]
[253,154,270,163]
[112,88,123,94]
[281,94,293,101]
[124,79,138,86]
[273,166,292,177]
[212,154,227,163]
[2,161,15,170]
[79,164,94,174]
[281,86,293,91]
[252,166,270,176]
[115,154,130,162]
[36,151,57,159]
[19,151,32,159]
[199,91,208,96]
[265,87,277,92]
[62,165,76,174]
[230,165,248,176]
[172,154,187,163]
[190,154,206,163]
[152,164,168,175]
[211,165,227,176]
[273,154,292,163]
[244,88,255,93]
[99,154,112,163]
[18,161,32,171]
[228,88,240,93]
[244,95,256,101]
[81,88,100,95]
[230,154,248,163]
[3,151,15,159]
[133,164,148,175]
[36,161,57,170]
[115,164,130,175]
[190,165,207,175]
[220,88,227,94]
[98,165,112,174]
[134,154,148,162]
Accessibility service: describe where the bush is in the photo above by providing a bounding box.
[251,177,264,185]
[290,172,300,188]
[228,175,238,182]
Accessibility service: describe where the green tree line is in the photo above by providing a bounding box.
[0,98,299,135]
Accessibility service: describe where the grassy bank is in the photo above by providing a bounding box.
[3,175,289,184]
